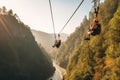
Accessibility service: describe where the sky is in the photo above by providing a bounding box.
[0,0,104,34]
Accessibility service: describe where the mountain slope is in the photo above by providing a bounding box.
[0,14,55,80]
[55,0,120,80]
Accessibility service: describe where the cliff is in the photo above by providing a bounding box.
[0,14,55,80]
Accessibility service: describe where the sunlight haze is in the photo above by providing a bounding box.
[0,0,104,34]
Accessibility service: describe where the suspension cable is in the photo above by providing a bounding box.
[59,0,84,34]
[49,0,56,39]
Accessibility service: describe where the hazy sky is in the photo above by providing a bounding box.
[0,0,104,34]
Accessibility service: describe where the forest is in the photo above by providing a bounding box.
[54,0,120,80]
[0,0,120,80]
[0,7,55,80]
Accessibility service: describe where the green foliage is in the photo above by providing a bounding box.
[56,0,120,80]
[0,15,55,80]
[55,16,89,69]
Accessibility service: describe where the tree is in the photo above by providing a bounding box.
[0,8,2,14]
[8,9,13,16]
[1,6,7,15]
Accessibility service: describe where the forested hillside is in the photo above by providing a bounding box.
[0,8,55,80]
[55,0,120,80]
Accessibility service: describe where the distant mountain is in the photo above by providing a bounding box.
[31,29,68,52]
[0,14,55,80]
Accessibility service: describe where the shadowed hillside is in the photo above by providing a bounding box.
[0,13,55,80]
[55,0,120,80]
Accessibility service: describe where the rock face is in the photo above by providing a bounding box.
[0,15,55,80]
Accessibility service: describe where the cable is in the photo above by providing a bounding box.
[49,0,56,39]
[59,0,84,34]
